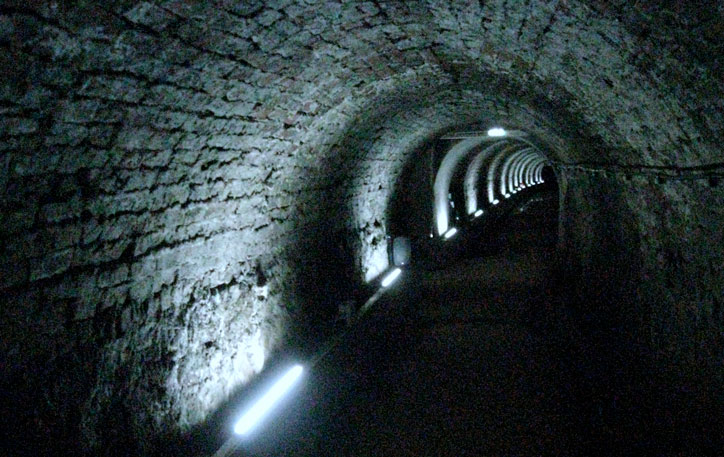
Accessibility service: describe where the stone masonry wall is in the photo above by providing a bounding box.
[0,1,721,455]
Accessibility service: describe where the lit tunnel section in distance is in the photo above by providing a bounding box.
[432,128,550,239]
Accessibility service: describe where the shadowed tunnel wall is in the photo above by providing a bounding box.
[0,1,722,455]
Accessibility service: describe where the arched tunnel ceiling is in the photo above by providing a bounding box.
[431,133,547,236]
[0,1,723,455]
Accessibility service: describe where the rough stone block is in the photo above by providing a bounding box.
[1,117,39,136]
[124,2,176,31]
[79,76,145,103]
[0,2,722,456]
[29,248,73,281]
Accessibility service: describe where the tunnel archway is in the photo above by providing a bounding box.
[464,141,508,215]
[433,136,491,235]
[429,132,550,224]
[0,1,722,456]
[387,122,560,272]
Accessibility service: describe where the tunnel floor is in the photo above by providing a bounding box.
[237,246,572,457]
[214,192,719,457]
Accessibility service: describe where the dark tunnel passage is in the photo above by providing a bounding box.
[197,151,715,457]
[386,127,561,268]
[1,1,724,456]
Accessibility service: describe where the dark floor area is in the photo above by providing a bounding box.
[207,190,722,457]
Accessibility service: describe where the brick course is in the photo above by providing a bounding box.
[0,1,722,455]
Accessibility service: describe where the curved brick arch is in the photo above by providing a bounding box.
[0,1,722,455]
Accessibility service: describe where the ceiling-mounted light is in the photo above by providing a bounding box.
[487,127,507,137]
[474,209,483,217]
[381,268,402,288]
[234,365,304,436]
[492,199,500,205]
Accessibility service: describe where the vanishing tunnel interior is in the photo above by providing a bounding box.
[1,1,723,456]
[387,126,560,268]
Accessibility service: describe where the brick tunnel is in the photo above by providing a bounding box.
[1,1,723,456]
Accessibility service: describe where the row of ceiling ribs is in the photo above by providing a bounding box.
[434,131,549,236]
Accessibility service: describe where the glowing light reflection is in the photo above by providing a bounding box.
[381,268,402,287]
[443,228,458,239]
[487,127,507,137]
[234,365,304,436]
[474,209,483,217]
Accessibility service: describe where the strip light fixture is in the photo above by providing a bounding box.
[443,228,458,239]
[487,127,507,137]
[380,268,402,288]
[233,365,304,436]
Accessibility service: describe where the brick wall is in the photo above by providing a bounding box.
[0,1,721,455]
